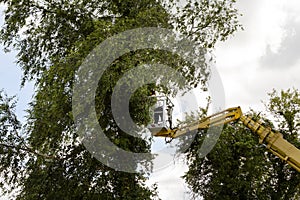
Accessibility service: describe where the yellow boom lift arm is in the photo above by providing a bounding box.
[152,107,300,172]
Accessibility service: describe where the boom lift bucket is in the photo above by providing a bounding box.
[147,96,172,134]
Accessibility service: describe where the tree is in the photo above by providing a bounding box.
[264,88,300,199]
[0,0,242,199]
[0,91,26,198]
[183,89,300,199]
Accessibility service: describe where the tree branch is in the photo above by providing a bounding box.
[0,142,56,160]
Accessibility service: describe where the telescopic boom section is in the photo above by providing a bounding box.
[153,107,242,138]
[240,115,300,172]
[152,106,300,172]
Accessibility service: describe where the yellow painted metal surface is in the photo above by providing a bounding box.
[240,115,300,172]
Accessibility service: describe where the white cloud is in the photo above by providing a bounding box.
[215,0,300,112]
[260,20,300,68]
[146,156,192,200]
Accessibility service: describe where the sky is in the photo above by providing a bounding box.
[216,0,300,111]
[0,4,34,123]
[1,0,300,199]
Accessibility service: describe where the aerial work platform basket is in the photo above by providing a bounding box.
[147,96,173,134]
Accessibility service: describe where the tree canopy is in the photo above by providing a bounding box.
[0,0,242,199]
